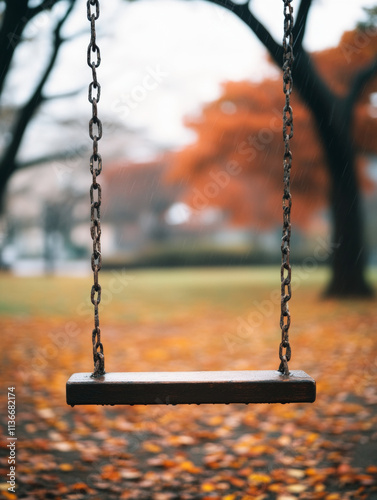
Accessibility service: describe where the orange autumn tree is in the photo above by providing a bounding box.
[168,79,329,228]
[168,2,377,297]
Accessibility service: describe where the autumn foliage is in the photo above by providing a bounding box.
[167,29,377,229]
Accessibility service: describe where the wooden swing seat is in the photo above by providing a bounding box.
[66,369,316,406]
[65,2,316,410]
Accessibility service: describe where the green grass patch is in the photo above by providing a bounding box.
[0,266,374,322]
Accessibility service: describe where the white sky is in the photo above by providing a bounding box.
[4,0,377,162]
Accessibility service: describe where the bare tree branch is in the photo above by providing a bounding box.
[346,57,377,110]
[17,147,85,170]
[42,87,84,101]
[29,0,63,18]
[0,0,75,207]
[293,0,313,49]
[204,0,335,111]
[0,0,76,101]
[204,0,283,64]
[0,0,29,97]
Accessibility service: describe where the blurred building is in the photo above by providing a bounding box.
[2,156,254,273]
[3,153,376,274]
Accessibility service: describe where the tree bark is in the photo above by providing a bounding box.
[0,0,29,97]
[316,115,371,296]
[325,141,371,296]
[291,51,373,296]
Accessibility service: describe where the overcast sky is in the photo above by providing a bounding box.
[6,0,377,162]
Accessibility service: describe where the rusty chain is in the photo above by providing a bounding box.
[279,0,294,376]
[87,0,105,377]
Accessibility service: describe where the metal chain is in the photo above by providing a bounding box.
[87,0,105,377]
[279,0,294,376]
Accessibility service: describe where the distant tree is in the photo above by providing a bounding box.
[169,1,377,297]
[0,0,76,210]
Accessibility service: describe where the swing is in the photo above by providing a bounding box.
[66,0,316,406]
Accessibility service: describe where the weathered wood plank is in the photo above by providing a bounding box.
[66,370,316,406]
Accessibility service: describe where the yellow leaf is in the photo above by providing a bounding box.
[208,416,223,426]
[248,473,271,484]
[268,484,280,492]
[180,460,201,474]
[306,432,319,444]
[59,463,73,471]
[143,442,161,453]
[202,483,215,492]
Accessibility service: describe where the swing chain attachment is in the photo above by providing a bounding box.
[87,0,105,378]
[279,0,294,377]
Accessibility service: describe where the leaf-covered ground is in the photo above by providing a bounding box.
[1,267,377,499]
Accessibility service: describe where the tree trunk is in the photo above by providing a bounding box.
[0,1,29,97]
[316,119,373,297]
[0,162,16,214]
[289,51,373,296]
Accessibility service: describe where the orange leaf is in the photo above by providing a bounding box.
[180,460,201,474]
[248,473,271,484]
[201,483,215,492]
[59,463,73,471]
[143,442,162,453]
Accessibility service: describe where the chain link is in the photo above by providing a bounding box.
[279,0,294,376]
[87,0,105,377]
